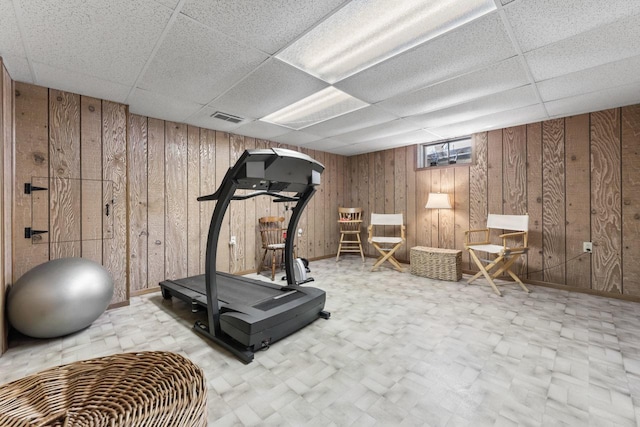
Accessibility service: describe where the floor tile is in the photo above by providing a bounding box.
[3,257,640,426]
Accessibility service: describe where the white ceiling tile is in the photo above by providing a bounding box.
[418,130,445,141]
[425,126,469,140]
[154,0,181,9]
[347,141,401,153]
[338,118,423,144]
[210,59,328,120]
[270,131,323,146]
[545,81,640,118]
[33,62,131,103]
[233,120,291,139]
[378,56,529,117]
[328,145,362,156]
[300,138,351,151]
[3,0,640,156]
[17,0,172,85]
[337,137,421,156]
[1,55,32,83]
[129,88,204,122]
[359,129,438,148]
[504,0,640,52]
[184,106,247,132]
[427,104,547,138]
[335,13,516,103]
[525,13,640,82]
[139,14,268,105]
[181,0,345,54]
[0,0,26,58]
[339,147,369,156]
[408,85,539,129]
[303,105,398,138]
[537,54,640,102]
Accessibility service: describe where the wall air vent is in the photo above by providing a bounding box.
[211,111,243,124]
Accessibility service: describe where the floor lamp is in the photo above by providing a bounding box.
[425,192,452,247]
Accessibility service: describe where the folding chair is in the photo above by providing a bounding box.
[464,214,531,296]
[336,207,365,262]
[258,216,286,280]
[368,213,405,272]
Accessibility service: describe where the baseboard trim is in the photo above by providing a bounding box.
[125,261,638,304]
[460,269,640,303]
[130,286,161,297]
[107,300,129,310]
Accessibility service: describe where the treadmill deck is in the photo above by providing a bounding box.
[167,272,287,306]
[159,273,326,351]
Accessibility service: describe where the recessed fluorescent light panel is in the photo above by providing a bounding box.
[277,0,496,83]
[260,87,369,130]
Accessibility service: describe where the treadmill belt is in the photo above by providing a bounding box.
[170,274,284,306]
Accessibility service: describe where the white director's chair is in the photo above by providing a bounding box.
[368,213,406,272]
[464,214,531,296]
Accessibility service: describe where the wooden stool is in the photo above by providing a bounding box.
[336,207,365,261]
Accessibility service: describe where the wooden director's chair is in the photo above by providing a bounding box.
[464,214,531,296]
[368,213,405,272]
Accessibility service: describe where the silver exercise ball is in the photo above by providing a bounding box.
[7,258,114,338]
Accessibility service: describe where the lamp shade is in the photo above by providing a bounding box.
[425,193,452,209]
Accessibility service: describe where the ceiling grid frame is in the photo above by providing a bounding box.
[1,0,639,155]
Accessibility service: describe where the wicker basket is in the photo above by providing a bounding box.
[410,246,462,281]
[0,351,207,427]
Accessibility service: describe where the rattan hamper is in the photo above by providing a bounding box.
[410,246,462,281]
[0,351,207,427]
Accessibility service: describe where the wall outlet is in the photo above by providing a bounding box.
[583,242,592,253]
[230,236,236,246]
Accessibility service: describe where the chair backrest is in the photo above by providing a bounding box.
[486,214,529,231]
[338,207,363,232]
[258,216,285,248]
[370,213,403,227]
[338,207,363,220]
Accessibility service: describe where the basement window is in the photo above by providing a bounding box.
[417,136,472,168]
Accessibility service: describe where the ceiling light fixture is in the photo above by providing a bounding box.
[277,0,496,84]
[260,87,369,130]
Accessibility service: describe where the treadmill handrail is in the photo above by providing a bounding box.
[197,166,235,201]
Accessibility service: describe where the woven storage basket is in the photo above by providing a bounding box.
[410,246,462,281]
[0,351,207,427]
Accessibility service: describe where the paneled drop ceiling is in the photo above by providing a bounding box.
[2,0,640,156]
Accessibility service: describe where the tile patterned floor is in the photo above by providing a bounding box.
[3,257,640,426]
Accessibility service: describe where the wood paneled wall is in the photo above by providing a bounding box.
[10,82,346,305]
[125,118,347,295]
[347,104,640,298]
[13,83,128,305]
[8,77,640,358]
[0,59,14,355]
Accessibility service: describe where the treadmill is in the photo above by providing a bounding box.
[159,148,330,363]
